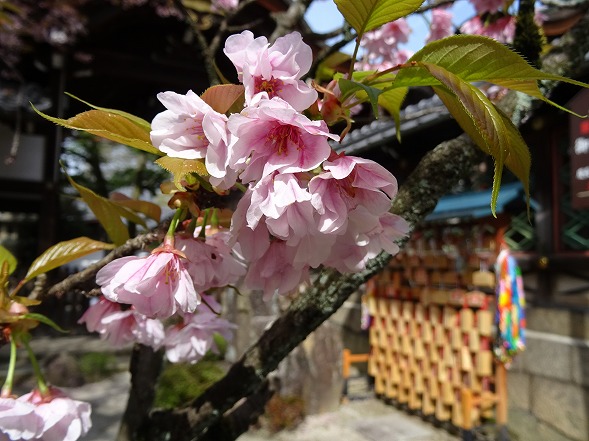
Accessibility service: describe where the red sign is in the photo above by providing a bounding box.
[569,89,589,210]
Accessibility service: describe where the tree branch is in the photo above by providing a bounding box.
[269,0,313,42]
[116,345,165,441]
[40,226,166,300]
[198,380,274,441]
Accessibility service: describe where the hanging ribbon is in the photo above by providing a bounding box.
[493,247,526,366]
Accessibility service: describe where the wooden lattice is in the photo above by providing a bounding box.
[366,246,504,431]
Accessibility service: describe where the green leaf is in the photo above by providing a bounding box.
[338,78,383,117]
[377,87,408,142]
[420,61,519,215]
[10,296,41,307]
[315,52,352,82]
[21,313,68,333]
[182,0,214,13]
[155,156,209,190]
[334,0,424,39]
[64,171,130,246]
[433,85,531,214]
[65,92,152,132]
[109,202,148,229]
[200,84,245,115]
[109,192,162,223]
[32,106,162,156]
[393,35,589,116]
[24,237,115,282]
[0,244,17,275]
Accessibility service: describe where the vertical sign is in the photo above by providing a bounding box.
[569,89,589,210]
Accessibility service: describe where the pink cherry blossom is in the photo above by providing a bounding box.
[199,228,247,287]
[361,19,410,57]
[250,173,338,267]
[427,8,453,43]
[230,193,271,262]
[355,49,412,72]
[176,231,246,293]
[132,313,166,349]
[231,180,334,271]
[78,297,136,347]
[96,250,200,319]
[78,298,166,348]
[309,154,398,234]
[461,15,516,43]
[227,96,338,184]
[151,90,228,160]
[357,18,413,72]
[163,299,236,364]
[0,397,43,440]
[150,90,234,188]
[243,240,310,300]
[470,0,504,15]
[223,30,317,110]
[323,208,409,273]
[211,0,238,12]
[18,388,91,441]
[246,173,315,241]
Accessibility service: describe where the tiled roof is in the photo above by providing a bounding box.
[335,94,451,155]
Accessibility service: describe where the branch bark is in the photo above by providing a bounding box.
[40,227,166,299]
[116,346,165,441]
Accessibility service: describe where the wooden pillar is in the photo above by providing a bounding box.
[38,51,67,254]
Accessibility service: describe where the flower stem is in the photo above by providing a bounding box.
[24,340,48,396]
[1,336,18,397]
[234,182,247,193]
[199,209,210,239]
[166,208,184,239]
[348,38,361,79]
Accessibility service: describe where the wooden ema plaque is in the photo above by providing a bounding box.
[366,238,500,432]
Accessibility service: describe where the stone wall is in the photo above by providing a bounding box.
[223,287,351,416]
[507,307,589,441]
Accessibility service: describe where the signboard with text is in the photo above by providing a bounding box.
[569,89,589,210]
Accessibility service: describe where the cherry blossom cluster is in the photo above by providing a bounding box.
[357,2,546,72]
[460,0,517,43]
[356,19,413,71]
[149,30,408,300]
[81,226,242,364]
[87,30,408,353]
[79,295,235,364]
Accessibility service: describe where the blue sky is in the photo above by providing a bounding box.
[305,0,476,54]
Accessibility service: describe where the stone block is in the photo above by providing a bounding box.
[510,407,582,441]
[509,350,526,373]
[527,308,571,336]
[331,300,361,330]
[279,321,344,415]
[527,307,589,340]
[507,371,531,411]
[571,344,589,387]
[43,353,85,387]
[523,336,572,382]
[569,313,589,341]
[531,376,589,441]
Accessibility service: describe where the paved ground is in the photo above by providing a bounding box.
[68,377,460,441]
[67,375,460,441]
[3,336,461,441]
[239,399,460,441]
[68,372,131,441]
